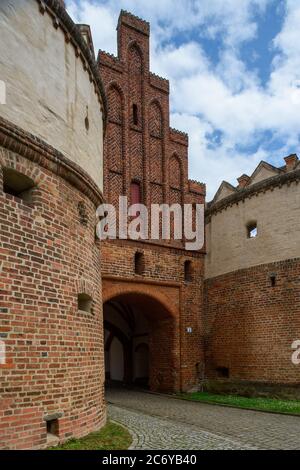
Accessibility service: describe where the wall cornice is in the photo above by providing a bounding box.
[0,117,104,207]
[206,168,300,219]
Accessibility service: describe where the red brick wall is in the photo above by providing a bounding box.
[0,147,105,449]
[98,12,206,235]
[102,240,205,392]
[204,259,300,384]
[98,11,206,392]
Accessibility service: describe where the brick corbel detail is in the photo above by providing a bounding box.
[75,278,97,299]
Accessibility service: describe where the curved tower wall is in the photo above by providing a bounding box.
[0,0,106,449]
[205,168,300,385]
[0,0,104,190]
[206,182,300,278]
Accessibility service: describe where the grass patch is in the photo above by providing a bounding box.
[178,392,300,415]
[49,421,132,450]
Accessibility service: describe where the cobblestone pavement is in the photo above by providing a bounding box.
[107,388,300,450]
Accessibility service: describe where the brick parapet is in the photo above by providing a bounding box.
[189,179,206,197]
[169,127,189,146]
[149,73,170,93]
[118,10,150,36]
[98,50,123,73]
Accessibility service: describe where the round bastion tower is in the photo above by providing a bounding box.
[205,157,300,388]
[0,0,107,449]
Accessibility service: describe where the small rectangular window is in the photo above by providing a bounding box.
[247,222,257,239]
[216,367,230,378]
[3,168,35,203]
[45,417,60,446]
[47,419,59,437]
[78,293,93,314]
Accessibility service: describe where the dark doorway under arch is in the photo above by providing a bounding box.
[103,292,178,392]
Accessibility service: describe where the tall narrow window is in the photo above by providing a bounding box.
[184,260,192,282]
[133,104,139,125]
[134,252,144,275]
[46,419,59,438]
[130,182,141,205]
[270,274,277,287]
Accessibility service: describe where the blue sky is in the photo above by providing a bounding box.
[67,0,300,199]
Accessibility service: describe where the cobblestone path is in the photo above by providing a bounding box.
[107,388,300,450]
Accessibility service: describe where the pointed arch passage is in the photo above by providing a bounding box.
[103,283,180,392]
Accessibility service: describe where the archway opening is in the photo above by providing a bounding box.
[103,291,178,393]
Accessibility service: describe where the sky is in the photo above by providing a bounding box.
[66,0,300,200]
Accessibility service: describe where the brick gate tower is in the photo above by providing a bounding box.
[98,11,206,393]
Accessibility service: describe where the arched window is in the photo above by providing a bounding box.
[134,252,144,275]
[2,168,35,203]
[129,45,143,75]
[184,260,192,282]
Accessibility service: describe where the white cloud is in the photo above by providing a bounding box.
[66,0,271,52]
[66,0,300,199]
[67,1,117,54]
[170,113,264,195]
[151,42,210,81]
